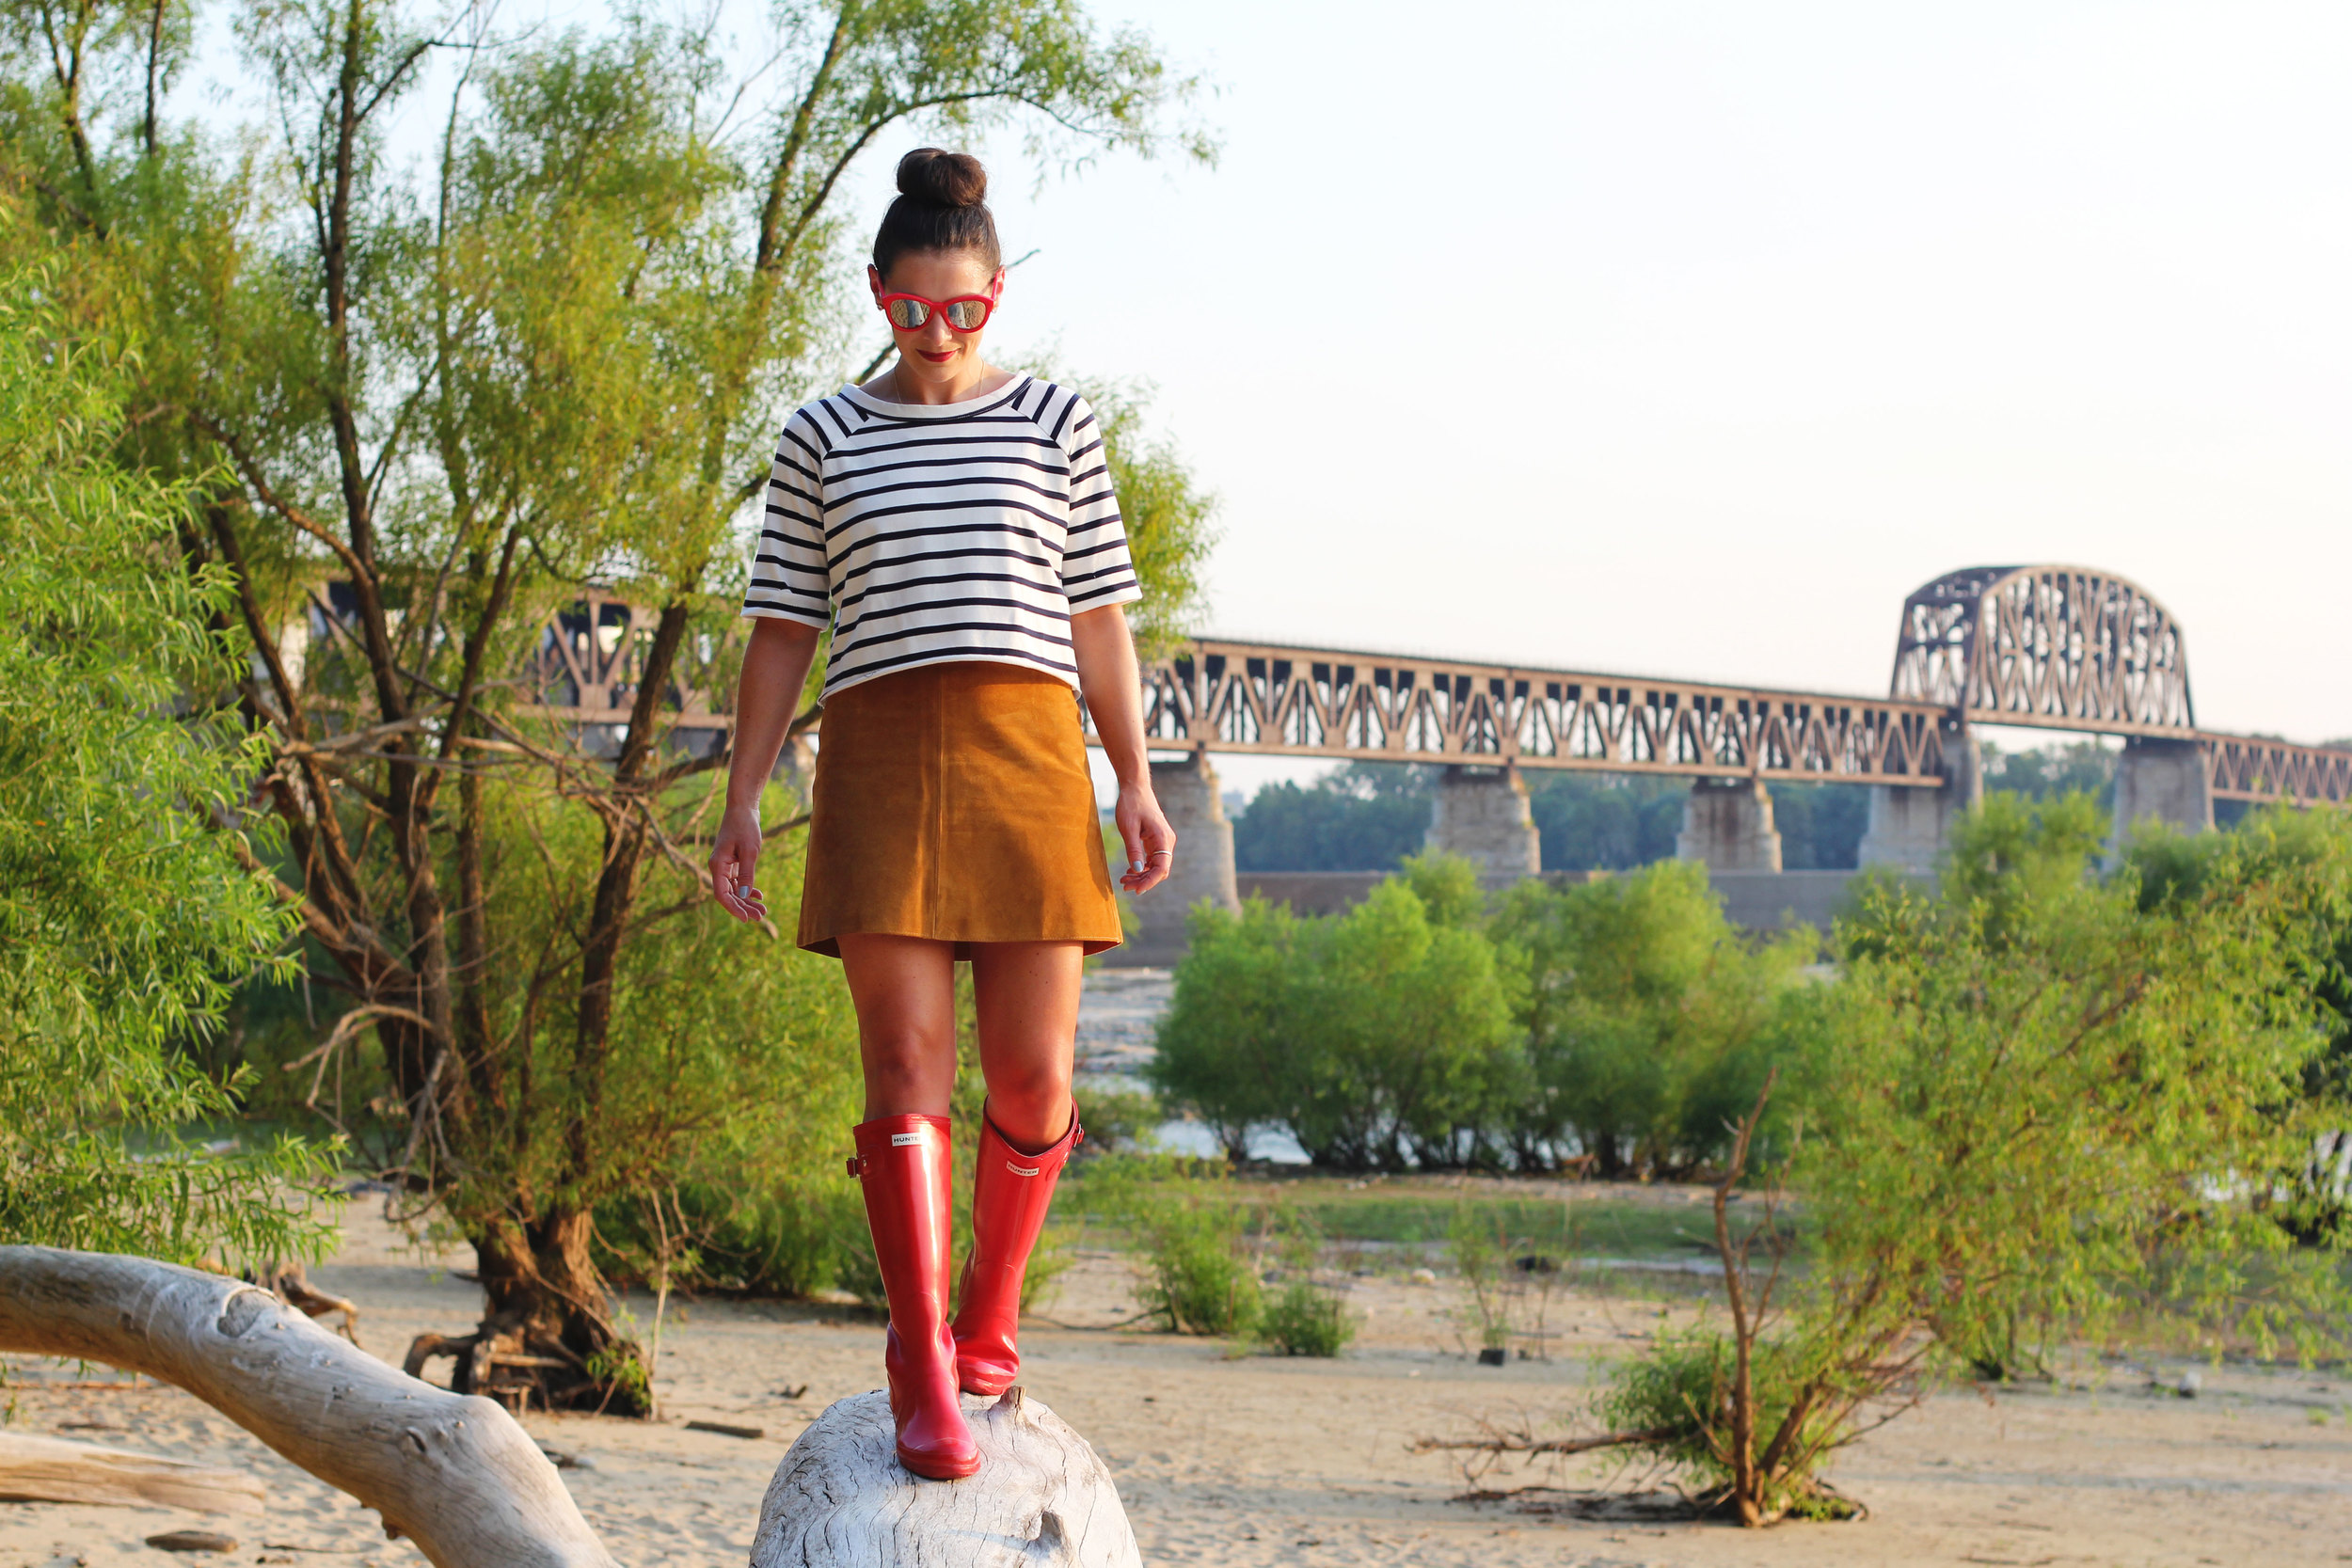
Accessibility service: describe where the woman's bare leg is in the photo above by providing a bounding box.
[836,934,960,1119]
[968,941,1084,1150]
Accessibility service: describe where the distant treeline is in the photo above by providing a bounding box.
[1159,799,2352,1195]
[1232,743,2124,874]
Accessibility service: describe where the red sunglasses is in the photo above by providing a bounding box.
[877,290,998,331]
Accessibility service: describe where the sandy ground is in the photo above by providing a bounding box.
[6,1199,2351,1568]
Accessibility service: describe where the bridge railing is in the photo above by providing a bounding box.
[2202,735,2352,804]
[1120,640,1953,786]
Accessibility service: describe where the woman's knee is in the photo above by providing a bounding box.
[859,1025,953,1109]
[982,1061,1072,1145]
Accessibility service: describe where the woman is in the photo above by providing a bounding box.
[708,147,1176,1481]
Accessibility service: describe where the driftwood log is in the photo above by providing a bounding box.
[752,1386,1140,1567]
[0,1433,264,1513]
[0,1246,614,1568]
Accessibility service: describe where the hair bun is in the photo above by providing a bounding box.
[896,148,988,209]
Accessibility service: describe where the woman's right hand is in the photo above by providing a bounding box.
[711,803,771,925]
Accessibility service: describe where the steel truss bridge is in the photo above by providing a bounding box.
[521,564,2352,806]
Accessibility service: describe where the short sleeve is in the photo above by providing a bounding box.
[1051,390,1144,614]
[741,409,833,629]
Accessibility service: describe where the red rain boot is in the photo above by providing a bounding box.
[850,1114,980,1480]
[952,1105,1083,1397]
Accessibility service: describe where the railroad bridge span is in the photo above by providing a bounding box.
[521,563,2352,959]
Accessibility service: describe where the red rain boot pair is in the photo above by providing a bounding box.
[850,1106,1080,1480]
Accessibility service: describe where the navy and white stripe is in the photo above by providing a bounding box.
[742,376,1142,698]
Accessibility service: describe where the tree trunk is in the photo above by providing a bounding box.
[0,1247,614,1568]
[753,1387,1139,1568]
[405,1213,649,1418]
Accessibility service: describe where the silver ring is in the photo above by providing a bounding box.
[1148,851,1172,860]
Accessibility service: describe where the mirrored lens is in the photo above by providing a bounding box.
[942,298,990,330]
[884,297,931,330]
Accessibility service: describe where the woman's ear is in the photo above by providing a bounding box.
[867,263,886,303]
[990,268,1007,299]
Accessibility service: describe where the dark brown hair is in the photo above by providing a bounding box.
[870,148,1001,281]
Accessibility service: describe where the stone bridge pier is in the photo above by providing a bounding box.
[1856,723,1984,874]
[1675,778,1784,871]
[1423,766,1542,878]
[1122,751,1240,966]
[2111,736,2214,842]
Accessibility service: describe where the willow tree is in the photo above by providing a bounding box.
[0,272,334,1263]
[0,0,1210,1408]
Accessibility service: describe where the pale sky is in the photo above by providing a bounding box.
[195,2,2352,785]
[921,0,2351,763]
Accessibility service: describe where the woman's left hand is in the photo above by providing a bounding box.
[1115,779,1176,895]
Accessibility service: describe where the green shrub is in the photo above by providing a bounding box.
[1148,898,1306,1163]
[1256,1278,1353,1356]
[1073,1153,1262,1336]
[1136,1194,1260,1336]
[1490,861,1826,1178]
[1447,1206,1516,1353]
[596,1177,864,1299]
[0,278,336,1262]
[1598,1328,1856,1520]
[1152,859,1526,1171]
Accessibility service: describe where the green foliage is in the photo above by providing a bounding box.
[1265,1186,1719,1259]
[1979,739,2116,807]
[596,1176,863,1299]
[1232,764,1436,873]
[1491,863,1824,1178]
[583,1342,653,1410]
[1248,1200,1351,1356]
[1152,860,1524,1170]
[1929,789,2109,937]
[1532,774,1865,874]
[1599,1328,1856,1519]
[1525,774,1688,871]
[1256,1277,1353,1357]
[1400,850,1484,929]
[1143,1203,1261,1335]
[1291,870,1523,1169]
[1073,1083,1162,1154]
[0,273,335,1262]
[1158,854,1823,1176]
[1077,377,1216,655]
[2122,805,2352,1243]
[1581,800,2352,1519]
[1232,752,2106,879]
[1817,795,2347,1361]
[0,0,1212,1382]
[1757,784,1871,872]
[440,779,864,1239]
[1445,1203,1570,1357]
[1074,1157,1358,1350]
[1133,1193,1260,1337]
[1147,896,1311,1162]
[1075,1154,1259,1336]
[1447,1207,1516,1351]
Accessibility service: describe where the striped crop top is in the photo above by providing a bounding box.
[740,375,1143,698]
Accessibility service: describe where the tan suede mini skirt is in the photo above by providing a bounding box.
[798,659,1124,958]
